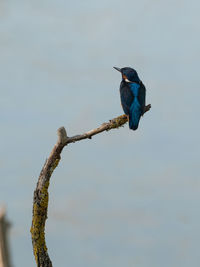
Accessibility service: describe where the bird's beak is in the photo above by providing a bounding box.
[113,67,121,72]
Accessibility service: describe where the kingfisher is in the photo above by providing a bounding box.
[114,66,151,130]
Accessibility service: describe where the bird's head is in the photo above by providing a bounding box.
[113,66,140,83]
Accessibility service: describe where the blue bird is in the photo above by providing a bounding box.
[114,66,150,130]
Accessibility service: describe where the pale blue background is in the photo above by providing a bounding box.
[1,0,200,266]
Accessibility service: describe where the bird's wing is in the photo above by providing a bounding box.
[138,82,146,113]
[120,82,134,115]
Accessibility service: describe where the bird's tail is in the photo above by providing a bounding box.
[129,100,141,130]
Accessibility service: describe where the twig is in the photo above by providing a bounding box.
[30,106,151,267]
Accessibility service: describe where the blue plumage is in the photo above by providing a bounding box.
[129,83,141,130]
[114,66,147,130]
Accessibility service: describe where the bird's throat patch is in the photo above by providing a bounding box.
[123,74,131,83]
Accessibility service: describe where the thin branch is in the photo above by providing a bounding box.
[30,106,151,267]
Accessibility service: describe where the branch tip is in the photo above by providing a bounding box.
[57,127,68,144]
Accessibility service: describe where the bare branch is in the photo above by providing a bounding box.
[0,207,12,267]
[64,114,128,144]
[30,107,151,266]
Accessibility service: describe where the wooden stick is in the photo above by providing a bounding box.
[30,107,151,266]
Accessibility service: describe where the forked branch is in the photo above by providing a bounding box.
[30,105,151,267]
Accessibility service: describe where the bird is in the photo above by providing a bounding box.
[114,66,150,130]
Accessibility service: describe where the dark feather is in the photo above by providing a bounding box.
[138,82,146,114]
[120,81,134,115]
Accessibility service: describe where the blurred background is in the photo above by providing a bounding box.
[1,0,200,266]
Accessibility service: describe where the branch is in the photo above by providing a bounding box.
[30,106,151,267]
[0,207,12,267]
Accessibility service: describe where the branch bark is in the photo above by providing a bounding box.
[30,107,151,266]
[0,207,12,267]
